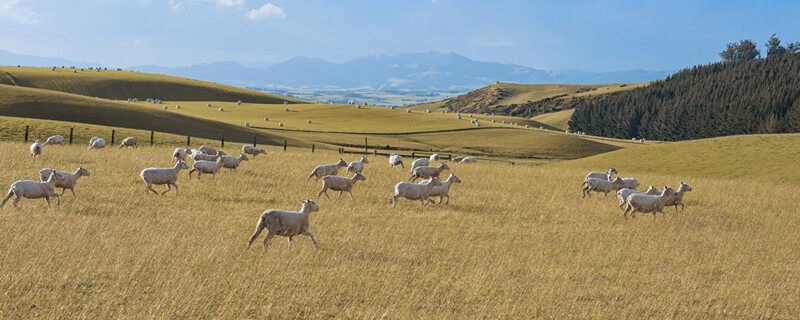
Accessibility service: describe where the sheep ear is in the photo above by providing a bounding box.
[299,199,307,204]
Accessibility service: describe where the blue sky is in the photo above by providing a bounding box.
[1,0,799,71]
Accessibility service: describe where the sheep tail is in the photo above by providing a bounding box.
[0,188,13,209]
[247,215,268,247]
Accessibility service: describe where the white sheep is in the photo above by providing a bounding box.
[198,145,218,155]
[616,186,659,209]
[119,137,137,148]
[39,166,91,197]
[307,158,348,181]
[44,135,64,146]
[247,199,320,248]
[318,173,366,200]
[0,171,63,209]
[392,178,443,208]
[88,138,106,150]
[409,163,450,182]
[422,173,461,204]
[619,178,640,190]
[30,140,43,159]
[221,153,249,171]
[172,147,191,162]
[192,153,220,162]
[624,187,678,219]
[429,153,440,161]
[347,157,370,174]
[581,177,625,198]
[451,156,465,162]
[460,157,477,163]
[585,167,618,181]
[241,145,266,158]
[409,158,430,173]
[650,182,693,212]
[188,157,224,179]
[388,154,404,168]
[140,161,189,195]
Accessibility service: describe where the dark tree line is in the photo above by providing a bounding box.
[568,36,800,141]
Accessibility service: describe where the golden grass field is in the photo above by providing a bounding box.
[1,137,799,318]
[532,109,575,131]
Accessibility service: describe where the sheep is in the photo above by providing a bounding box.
[247,199,320,248]
[392,178,443,208]
[429,153,440,161]
[172,147,191,162]
[347,157,370,174]
[140,161,190,195]
[581,177,625,198]
[88,138,106,150]
[422,173,461,204]
[460,157,477,163]
[188,157,224,179]
[30,140,43,159]
[39,167,91,198]
[409,158,430,173]
[191,153,220,162]
[650,182,693,212]
[409,163,450,182]
[307,158,348,181]
[585,168,618,181]
[221,153,249,171]
[198,145,218,155]
[451,156,465,162]
[318,173,366,200]
[44,135,64,146]
[624,187,678,219]
[119,137,137,148]
[616,186,659,209]
[388,154,404,168]
[0,171,64,209]
[619,178,640,190]
[242,145,266,158]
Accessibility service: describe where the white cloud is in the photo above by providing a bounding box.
[168,0,244,11]
[200,0,244,7]
[247,3,285,20]
[0,0,38,24]
[471,36,516,48]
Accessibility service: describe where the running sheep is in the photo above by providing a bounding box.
[422,173,461,204]
[44,135,64,146]
[460,157,477,163]
[347,157,370,174]
[581,177,625,198]
[172,147,191,162]
[388,154,404,168]
[221,154,249,171]
[616,186,659,209]
[0,171,63,209]
[39,166,91,197]
[30,140,43,159]
[198,145,218,155]
[242,145,266,158]
[649,182,693,212]
[307,159,348,181]
[140,161,190,195]
[188,157,224,179]
[88,137,106,150]
[624,187,678,219]
[318,173,366,200]
[585,168,617,181]
[247,199,320,248]
[409,163,450,182]
[392,178,443,208]
[409,158,430,173]
[118,137,137,148]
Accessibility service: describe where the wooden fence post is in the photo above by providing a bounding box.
[312,144,315,153]
[150,131,154,146]
[221,135,224,148]
[24,125,29,142]
[187,135,190,146]
[283,140,287,151]
[253,137,257,147]
[111,130,115,144]
[364,137,368,154]
[69,128,73,144]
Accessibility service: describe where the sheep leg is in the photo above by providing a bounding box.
[623,204,631,219]
[188,169,196,179]
[45,197,51,207]
[69,187,76,198]
[392,195,398,207]
[680,203,684,212]
[55,194,60,206]
[400,162,404,168]
[318,188,328,198]
[444,195,449,204]
[173,183,179,196]
[161,184,172,195]
[602,191,608,198]
[146,183,158,195]
[262,230,276,248]
[348,191,354,200]
[336,191,343,200]
[303,230,318,247]
[247,219,266,248]
[12,194,21,209]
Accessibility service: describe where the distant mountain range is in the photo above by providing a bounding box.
[0,50,100,68]
[1,49,673,91]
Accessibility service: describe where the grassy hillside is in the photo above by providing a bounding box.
[1,141,798,318]
[555,133,800,184]
[0,84,304,147]
[531,109,575,131]
[0,66,304,104]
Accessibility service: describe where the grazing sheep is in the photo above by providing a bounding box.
[423,173,461,204]
[619,178,640,190]
[451,156,465,162]
[409,158,430,173]
[616,186,659,209]
[429,153,440,161]
[624,187,678,219]
[318,173,366,200]
[39,167,91,197]
[581,177,625,198]
[140,161,190,195]
[460,157,477,163]
[172,147,191,162]
[392,178,443,208]
[44,135,64,146]
[221,153,249,171]
[241,145,266,158]
[188,157,224,179]
[30,140,43,159]
[0,172,63,209]
[585,168,618,181]
[88,138,106,150]
[198,145,218,155]
[119,137,137,148]
[409,163,450,182]
[307,158,348,181]
[247,199,320,248]
[388,154,404,168]
[347,157,370,174]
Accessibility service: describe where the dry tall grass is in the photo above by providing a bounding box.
[1,142,798,318]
